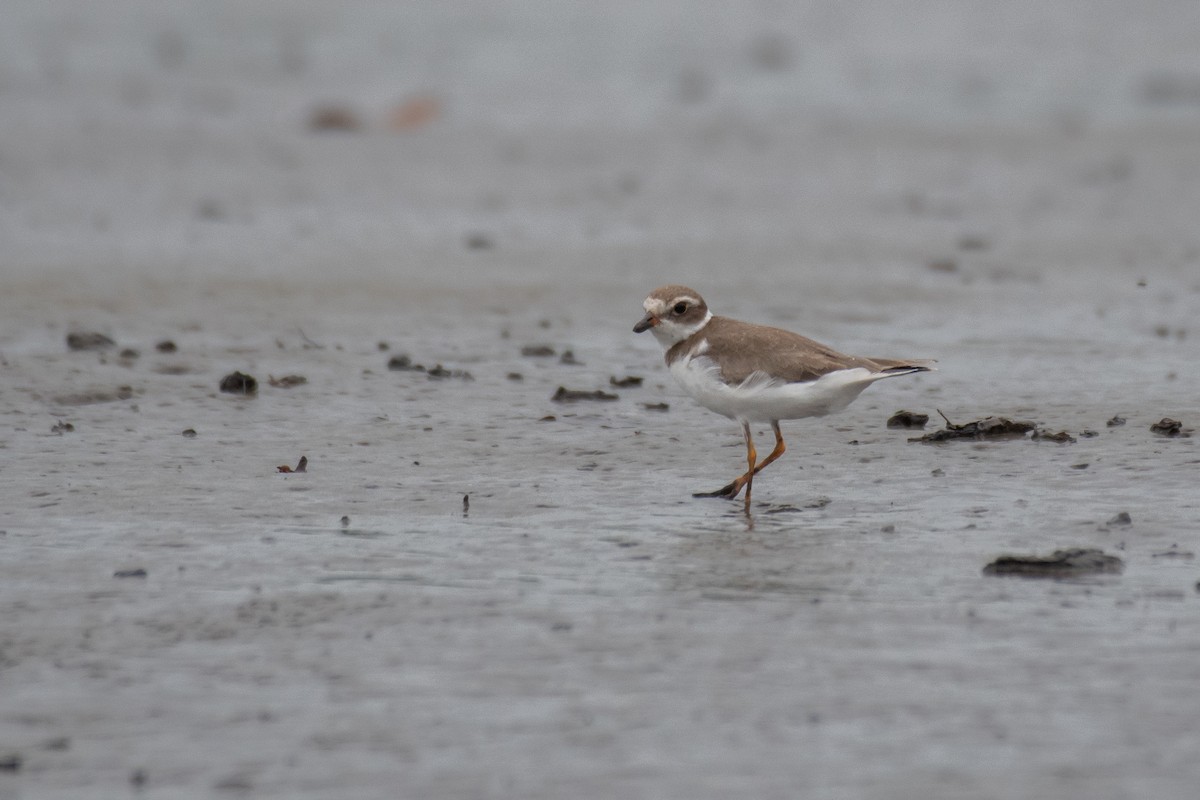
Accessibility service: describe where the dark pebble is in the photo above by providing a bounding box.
[67,331,115,351]
[114,569,148,579]
[1107,511,1132,526]
[156,340,178,353]
[521,345,556,357]
[1106,415,1126,427]
[552,386,618,402]
[1150,417,1190,437]
[610,376,644,388]
[181,428,197,438]
[387,354,425,372]
[887,410,929,429]
[219,371,257,395]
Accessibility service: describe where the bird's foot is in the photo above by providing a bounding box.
[693,480,744,499]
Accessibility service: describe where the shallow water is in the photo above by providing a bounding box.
[3,2,1200,798]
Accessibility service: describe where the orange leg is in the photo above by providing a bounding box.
[741,422,757,512]
[694,421,786,505]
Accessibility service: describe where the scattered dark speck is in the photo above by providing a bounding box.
[642,402,670,412]
[426,364,474,380]
[0,754,21,772]
[521,344,556,357]
[506,372,524,381]
[181,428,197,438]
[610,375,644,388]
[465,233,494,250]
[340,516,350,528]
[309,104,361,132]
[1107,511,1132,526]
[51,420,75,434]
[559,350,582,365]
[155,340,178,353]
[114,568,148,579]
[119,348,139,359]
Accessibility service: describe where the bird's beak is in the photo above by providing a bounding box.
[633,312,658,333]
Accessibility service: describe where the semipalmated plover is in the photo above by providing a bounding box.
[634,285,933,510]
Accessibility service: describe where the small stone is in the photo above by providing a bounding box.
[219,371,257,395]
[1107,512,1132,526]
[887,410,929,429]
[114,569,148,579]
[67,331,116,351]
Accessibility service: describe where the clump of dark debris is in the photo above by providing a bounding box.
[909,411,1035,442]
[1150,417,1192,437]
[219,371,258,395]
[1106,415,1126,427]
[268,374,307,388]
[552,386,619,403]
[887,410,929,429]
[983,548,1124,578]
[1031,429,1076,443]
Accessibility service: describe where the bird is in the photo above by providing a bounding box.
[634,285,933,510]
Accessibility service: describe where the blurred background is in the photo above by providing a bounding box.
[4,0,1199,295]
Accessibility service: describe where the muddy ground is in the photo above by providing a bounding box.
[3,3,1200,799]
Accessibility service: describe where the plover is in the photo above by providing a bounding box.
[634,285,933,510]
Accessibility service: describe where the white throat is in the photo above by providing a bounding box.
[651,310,712,348]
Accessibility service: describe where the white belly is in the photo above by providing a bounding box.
[669,355,886,423]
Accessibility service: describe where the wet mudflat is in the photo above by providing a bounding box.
[4,3,1200,799]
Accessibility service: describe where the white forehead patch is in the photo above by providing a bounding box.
[645,294,700,313]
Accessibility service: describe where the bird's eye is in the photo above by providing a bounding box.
[672,302,687,315]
